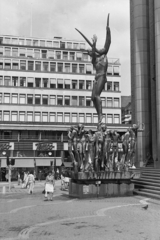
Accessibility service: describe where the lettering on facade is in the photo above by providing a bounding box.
[35,142,55,151]
[0,143,12,151]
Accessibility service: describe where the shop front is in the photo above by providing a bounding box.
[0,141,71,181]
[36,158,62,180]
[0,158,35,181]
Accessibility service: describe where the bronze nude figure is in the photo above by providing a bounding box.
[129,123,145,168]
[76,14,111,123]
[68,126,78,171]
[111,130,120,171]
[103,128,112,169]
[84,129,96,171]
[122,129,130,164]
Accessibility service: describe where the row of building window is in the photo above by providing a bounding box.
[0,111,120,124]
[0,93,120,108]
[0,58,92,74]
[0,58,120,75]
[1,36,86,49]
[0,130,66,141]
[0,47,90,61]
[0,76,120,91]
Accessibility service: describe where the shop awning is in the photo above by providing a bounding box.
[1,159,34,168]
[56,159,62,166]
[1,159,7,168]
[36,158,62,166]
[36,159,51,166]
[14,159,34,168]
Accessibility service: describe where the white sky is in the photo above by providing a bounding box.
[0,0,131,95]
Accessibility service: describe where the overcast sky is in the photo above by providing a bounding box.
[0,0,130,95]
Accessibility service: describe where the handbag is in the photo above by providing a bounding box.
[42,189,45,194]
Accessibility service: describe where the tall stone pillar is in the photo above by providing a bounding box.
[154,0,160,168]
[149,1,157,167]
[130,0,151,166]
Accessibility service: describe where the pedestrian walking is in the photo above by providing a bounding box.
[27,171,35,194]
[24,172,29,188]
[5,172,9,182]
[44,171,55,201]
[17,172,21,185]
[38,170,42,181]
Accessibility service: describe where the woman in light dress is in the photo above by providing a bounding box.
[21,171,28,189]
[44,171,55,201]
[27,171,35,194]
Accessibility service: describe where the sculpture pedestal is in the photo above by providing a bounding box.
[69,170,140,199]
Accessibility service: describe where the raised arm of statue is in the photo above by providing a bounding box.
[91,34,97,67]
[75,14,111,56]
[75,13,111,124]
[95,14,111,56]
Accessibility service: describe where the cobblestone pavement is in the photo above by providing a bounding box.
[0,182,160,240]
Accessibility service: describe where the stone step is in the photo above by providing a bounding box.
[134,183,160,191]
[136,179,160,185]
[132,179,160,187]
[132,167,160,200]
[141,172,160,176]
[141,176,160,181]
[140,168,160,172]
[139,175,160,182]
[138,188,160,195]
[133,189,160,200]
[141,176,160,180]
[141,171,160,174]
[142,172,160,177]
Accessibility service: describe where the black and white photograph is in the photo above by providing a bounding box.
[0,0,160,239]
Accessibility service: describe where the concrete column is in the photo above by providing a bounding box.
[154,0,160,168]
[148,1,157,166]
[130,0,151,166]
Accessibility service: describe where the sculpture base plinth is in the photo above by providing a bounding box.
[68,170,140,199]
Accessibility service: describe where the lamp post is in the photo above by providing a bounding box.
[8,158,11,192]
[5,155,11,192]
[48,152,53,172]
[2,151,7,185]
[6,156,15,192]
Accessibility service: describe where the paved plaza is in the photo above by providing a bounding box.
[0,181,160,240]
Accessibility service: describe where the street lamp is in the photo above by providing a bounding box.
[6,156,15,192]
[2,151,6,156]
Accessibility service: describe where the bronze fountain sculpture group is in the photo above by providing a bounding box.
[68,15,144,173]
[68,122,144,172]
